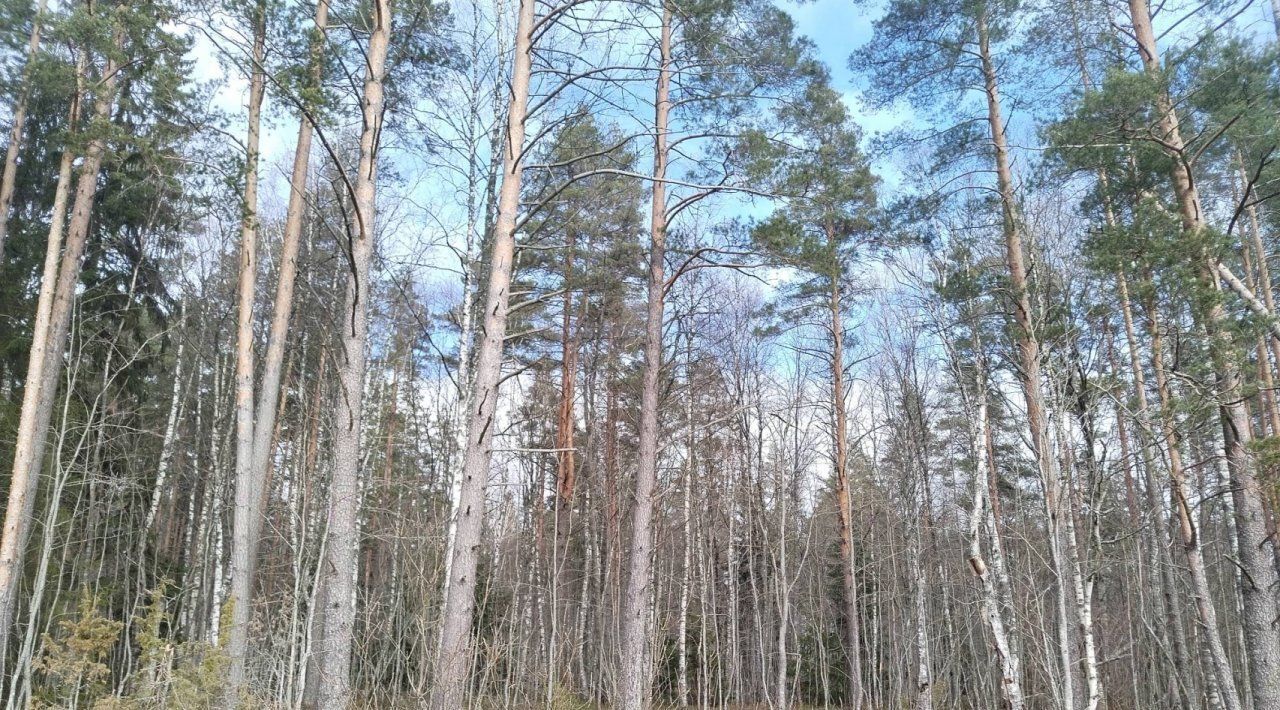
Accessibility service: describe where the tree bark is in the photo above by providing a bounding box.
[249,0,331,572]
[0,30,119,670]
[965,363,1025,710]
[618,3,671,706]
[1142,286,1242,710]
[432,0,533,704]
[1116,270,1194,708]
[225,2,268,698]
[316,0,391,703]
[828,251,863,710]
[224,0,332,696]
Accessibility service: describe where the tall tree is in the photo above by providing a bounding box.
[856,3,1096,704]
[315,0,392,702]
[223,0,332,697]
[0,0,136,665]
[748,78,877,708]
[225,0,269,699]
[432,0,535,703]
[1124,0,1280,705]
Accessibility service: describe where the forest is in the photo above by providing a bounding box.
[1,0,1280,707]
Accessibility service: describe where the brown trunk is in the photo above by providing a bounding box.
[249,0,332,588]
[0,0,49,264]
[225,0,332,695]
[1239,154,1280,435]
[976,12,1081,708]
[552,228,582,687]
[1127,1,1280,705]
[827,230,863,710]
[225,2,268,699]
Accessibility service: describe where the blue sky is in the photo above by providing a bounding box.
[784,0,873,90]
[782,0,910,185]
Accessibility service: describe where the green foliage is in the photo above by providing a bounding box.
[852,0,1020,112]
[548,683,595,710]
[30,585,229,708]
[511,114,645,358]
[108,584,229,708]
[747,75,877,326]
[33,591,123,708]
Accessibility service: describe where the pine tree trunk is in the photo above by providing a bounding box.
[617,3,671,707]
[225,1,332,695]
[226,3,268,697]
[0,0,49,264]
[249,0,330,568]
[316,0,391,702]
[432,0,533,703]
[0,33,120,669]
[828,254,863,710]
[976,13,1084,709]
[553,229,580,690]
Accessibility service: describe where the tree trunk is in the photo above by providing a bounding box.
[226,2,268,698]
[828,256,863,710]
[617,3,671,708]
[431,0,533,703]
[225,0,332,696]
[0,32,119,669]
[553,228,581,689]
[1144,286,1242,710]
[316,0,391,703]
[965,363,1025,710]
[1117,270,1194,708]
[0,0,49,264]
[976,13,1083,709]
[1126,1,1280,706]
[250,0,331,572]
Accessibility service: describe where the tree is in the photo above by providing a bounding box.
[749,77,877,708]
[432,0,535,703]
[0,0,197,669]
[856,2,1098,705]
[314,0,392,703]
